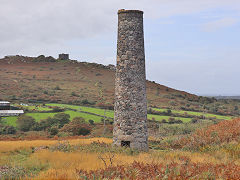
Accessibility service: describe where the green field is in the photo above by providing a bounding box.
[147,114,191,123]
[48,104,192,123]
[17,105,53,112]
[152,108,233,120]
[25,112,57,121]
[2,103,233,127]
[26,106,53,111]
[47,103,114,118]
[1,116,18,126]
[2,110,104,127]
[64,110,103,123]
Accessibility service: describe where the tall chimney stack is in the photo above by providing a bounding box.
[113,9,148,151]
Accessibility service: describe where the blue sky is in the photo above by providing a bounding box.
[0,0,239,95]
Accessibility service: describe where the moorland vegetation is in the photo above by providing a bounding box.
[1,56,240,179]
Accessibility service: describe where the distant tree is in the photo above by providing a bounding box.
[166,109,172,115]
[49,126,59,135]
[53,113,70,128]
[31,122,42,131]
[37,113,70,131]
[148,108,153,114]
[71,92,78,97]
[191,118,198,123]
[52,107,64,112]
[234,106,238,111]
[54,85,61,90]
[88,119,94,125]
[38,119,50,130]
[17,115,36,131]
[169,101,176,106]
[168,118,183,124]
[161,119,167,123]
[81,99,90,105]
[60,117,91,136]
[0,125,16,135]
[168,118,176,124]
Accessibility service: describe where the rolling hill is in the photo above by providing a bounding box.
[0,55,211,110]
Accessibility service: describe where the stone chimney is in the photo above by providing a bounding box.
[113,9,148,151]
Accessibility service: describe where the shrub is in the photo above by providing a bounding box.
[161,119,167,123]
[0,166,27,179]
[109,120,114,125]
[53,113,70,128]
[81,99,95,105]
[54,85,61,90]
[173,118,240,150]
[60,117,91,136]
[71,92,78,97]
[51,107,64,112]
[168,118,175,124]
[38,113,70,130]
[0,125,16,134]
[76,161,240,180]
[31,122,42,131]
[38,119,49,131]
[191,118,198,123]
[49,141,71,152]
[168,118,183,124]
[166,109,172,115]
[17,115,36,132]
[89,119,94,125]
[49,126,59,135]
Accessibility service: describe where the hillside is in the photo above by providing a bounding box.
[0,55,201,108]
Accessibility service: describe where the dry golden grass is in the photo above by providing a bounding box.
[0,137,112,152]
[1,137,239,179]
[32,151,150,179]
[33,149,238,179]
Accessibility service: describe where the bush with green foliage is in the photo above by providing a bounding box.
[49,126,59,135]
[51,107,64,112]
[0,125,16,134]
[81,99,95,105]
[16,115,36,132]
[168,118,183,124]
[71,92,79,97]
[42,113,70,130]
[54,85,61,90]
[60,117,91,136]
[88,119,94,125]
[191,118,198,123]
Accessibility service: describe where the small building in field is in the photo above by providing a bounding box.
[59,53,69,60]
[0,110,24,117]
[0,101,24,117]
[0,101,10,110]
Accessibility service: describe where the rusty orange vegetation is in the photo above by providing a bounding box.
[174,118,240,149]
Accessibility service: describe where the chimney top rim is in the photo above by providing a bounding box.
[118,9,143,14]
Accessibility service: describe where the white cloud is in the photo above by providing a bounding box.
[0,0,239,56]
[0,0,240,94]
[202,17,238,32]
